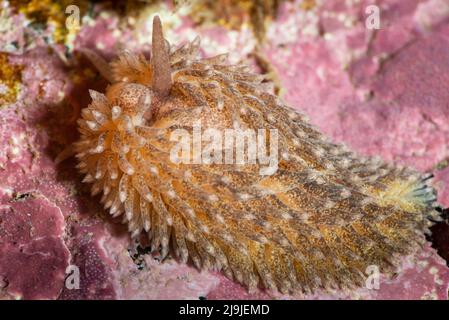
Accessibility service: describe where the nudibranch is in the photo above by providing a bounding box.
[75,16,441,293]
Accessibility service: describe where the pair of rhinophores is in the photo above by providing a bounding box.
[75,16,441,294]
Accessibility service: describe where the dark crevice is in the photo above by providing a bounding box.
[430,207,449,267]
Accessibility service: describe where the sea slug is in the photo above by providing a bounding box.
[75,16,441,293]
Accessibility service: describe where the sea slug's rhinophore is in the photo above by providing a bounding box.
[75,16,441,293]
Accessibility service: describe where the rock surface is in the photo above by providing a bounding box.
[0,0,448,300]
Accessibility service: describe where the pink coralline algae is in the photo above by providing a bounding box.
[0,0,448,300]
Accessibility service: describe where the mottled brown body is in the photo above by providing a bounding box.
[75,17,440,293]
